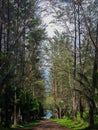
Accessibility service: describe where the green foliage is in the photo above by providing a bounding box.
[18,89,44,121]
[0,0,46,127]
[83,111,89,121]
[95,115,98,126]
[11,121,40,128]
[46,32,73,118]
[52,118,89,130]
[52,111,98,130]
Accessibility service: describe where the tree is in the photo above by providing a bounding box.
[45,32,73,118]
[45,0,98,127]
[0,0,46,127]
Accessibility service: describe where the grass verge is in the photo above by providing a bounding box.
[11,120,40,129]
[52,118,89,130]
[52,112,98,130]
[0,120,40,130]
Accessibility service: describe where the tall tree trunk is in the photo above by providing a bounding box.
[79,3,98,126]
[59,107,61,119]
[89,104,94,127]
[73,2,77,122]
[7,0,10,52]
[72,91,77,121]
[89,22,98,127]
[0,4,2,52]
[78,4,84,120]
[5,84,9,127]
[0,0,3,68]
[79,97,83,119]
[14,86,17,125]
[93,22,98,91]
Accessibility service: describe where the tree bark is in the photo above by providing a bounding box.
[89,22,98,127]
[73,2,77,122]
[72,91,77,122]
[78,4,84,120]
[5,84,9,127]
[93,22,98,90]
[79,97,83,119]
[79,2,98,127]
[14,86,17,125]
[89,104,94,127]
[0,0,3,52]
[0,18,2,52]
[7,0,10,52]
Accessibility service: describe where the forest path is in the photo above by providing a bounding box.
[17,119,71,130]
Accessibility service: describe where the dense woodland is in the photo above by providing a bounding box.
[0,0,98,129]
[0,0,46,127]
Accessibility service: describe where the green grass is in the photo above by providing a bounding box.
[0,120,40,130]
[94,115,98,129]
[11,120,40,129]
[52,114,98,130]
[52,118,89,130]
[52,111,98,130]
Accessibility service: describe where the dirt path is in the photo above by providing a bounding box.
[32,119,71,130]
[16,119,71,130]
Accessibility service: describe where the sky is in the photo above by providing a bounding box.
[38,0,67,37]
[38,0,96,75]
[38,0,69,83]
[38,0,95,38]
[43,110,52,119]
[38,0,97,99]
